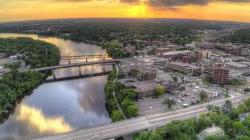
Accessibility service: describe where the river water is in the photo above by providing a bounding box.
[0,33,111,140]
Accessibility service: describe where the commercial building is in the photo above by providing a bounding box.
[212,66,229,85]
[166,62,201,76]
[195,50,211,59]
[157,50,190,60]
[129,66,157,81]
[118,78,156,99]
[225,62,248,70]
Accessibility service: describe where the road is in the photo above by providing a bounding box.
[34,91,244,140]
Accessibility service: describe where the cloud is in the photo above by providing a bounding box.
[3,0,250,8]
[118,0,250,8]
[16,104,73,134]
[147,0,210,7]
[120,0,140,4]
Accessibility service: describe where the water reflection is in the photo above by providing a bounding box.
[0,33,107,56]
[0,33,111,140]
[17,104,73,134]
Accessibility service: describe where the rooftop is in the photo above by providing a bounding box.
[169,62,200,69]
[162,50,190,56]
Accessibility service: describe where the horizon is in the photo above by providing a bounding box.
[1,17,250,25]
[1,0,250,23]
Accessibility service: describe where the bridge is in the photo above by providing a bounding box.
[33,60,118,72]
[60,54,110,64]
[35,92,244,140]
[33,59,119,82]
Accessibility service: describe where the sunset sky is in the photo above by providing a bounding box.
[1,0,250,23]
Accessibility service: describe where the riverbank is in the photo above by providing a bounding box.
[0,37,60,122]
[104,68,139,122]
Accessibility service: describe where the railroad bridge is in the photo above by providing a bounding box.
[60,54,110,64]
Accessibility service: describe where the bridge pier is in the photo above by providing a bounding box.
[68,58,73,64]
[102,62,106,72]
[86,58,88,62]
[79,66,82,75]
[52,71,56,80]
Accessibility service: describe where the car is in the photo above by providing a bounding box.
[182,104,190,107]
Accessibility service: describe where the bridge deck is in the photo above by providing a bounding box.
[33,60,118,71]
[61,54,110,60]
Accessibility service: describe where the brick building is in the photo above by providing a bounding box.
[212,66,229,85]
[166,62,201,76]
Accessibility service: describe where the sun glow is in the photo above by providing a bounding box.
[127,0,147,17]
[128,5,146,17]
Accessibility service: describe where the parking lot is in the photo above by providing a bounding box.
[137,70,227,116]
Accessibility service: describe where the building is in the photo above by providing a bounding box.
[155,47,173,55]
[157,50,190,60]
[197,126,224,140]
[241,48,250,57]
[225,62,248,70]
[182,55,198,63]
[124,44,136,57]
[118,78,156,99]
[166,62,201,76]
[197,42,216,49]
[215,44,244,55]
[195,50,211,59]
[212,65,229,85]
[129,66,157,81]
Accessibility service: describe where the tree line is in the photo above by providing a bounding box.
[0,37,60,122]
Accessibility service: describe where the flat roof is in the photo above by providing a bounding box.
[226,62,248,68]
[169,62,200,69]
[162,50,190,56]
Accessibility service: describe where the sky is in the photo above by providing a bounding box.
[1,0,250,23]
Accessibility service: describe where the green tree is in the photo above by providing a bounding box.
[103,40,127,58]
[172,75,178,83]
[126,104,138,117]
[156,84,165,97]
[111,110,124,122]
[121,98,134,109]
[163,98,176,109]
[134,131,163,140]
[222,100,233,116]
[200,91,209,102]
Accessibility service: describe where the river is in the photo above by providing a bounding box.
[0,33,111,140]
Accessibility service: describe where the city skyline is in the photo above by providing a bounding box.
[1,0,250,23]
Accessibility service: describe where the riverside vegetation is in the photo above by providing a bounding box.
[0,37,60,122]
[134,99,250,140]
[105,69,138,122]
